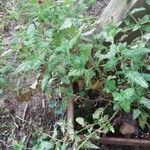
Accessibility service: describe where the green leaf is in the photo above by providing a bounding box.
[93,107,104,119]
[130,7,146,15]
[126,71,148,88]
[60,18,72,30]
[68,69,84,77]
[95,44,117,61]
[27,24,35,37]
[80,44,92,63]
[104,79,116,93]
[143,33,150,40]
[104,57,118,70]
[48,100,57,108]
[0,77,7,88]
[146,0,150,5]
[121,100,131,113]
[41,72,50,92]
[141,73,150,82]
[123,48,150,59]
[139,112,148,129]
[133,109,141,120]
[140,97,150,110]
[12,140,23,150]
[15,55,43,73]
[113,88,134,112]
[76,117,85,127]
[38,141,53,150]
[84,141,99,149]
[122,88,135,100]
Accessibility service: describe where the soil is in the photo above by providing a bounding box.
[0,3,65,149]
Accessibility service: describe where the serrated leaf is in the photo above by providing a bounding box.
[68,69,84,77]
[27,24,35,37]
[60,18,72,30]
[93,108,104,119]
[104,79,116,93]
[122,88,135,100]
[126,71,148,88]
[39,141,53,150]
[76,117,85,127]
[41,72,50,92]
[84,141,99,149]
[121,100,131,113]
[139,112,148,129]
[123,48,150,58]
[140,97,150,110]
[133,109,141,120]
[95,44,117,61]
[15,55,43,73]
[113,88,134,113]
[104,57,118,70]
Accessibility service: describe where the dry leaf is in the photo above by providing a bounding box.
[37,0,44,4]
[17,89,32,102]
[92,80,103,91]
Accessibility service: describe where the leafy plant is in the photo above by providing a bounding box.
[1,0,150,149]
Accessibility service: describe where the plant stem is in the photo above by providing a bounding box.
[76,110,118,150]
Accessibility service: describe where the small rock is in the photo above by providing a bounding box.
[120,122,135,135]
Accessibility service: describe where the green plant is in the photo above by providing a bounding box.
[1,0,150,149]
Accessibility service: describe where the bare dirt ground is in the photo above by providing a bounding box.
[0,1,111,149]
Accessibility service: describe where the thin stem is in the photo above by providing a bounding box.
[76,110,118,150]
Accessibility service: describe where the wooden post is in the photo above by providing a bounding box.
[83,0,143,36]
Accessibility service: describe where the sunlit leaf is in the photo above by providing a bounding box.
[126,71,148,88]
[130,7,146,15]
[60,18,72,30]
[38,141,53,150]
[93,108,104,119]
[140,97,150,110]
[133,109,141,120]
[84,141,99,149]
[41,72,50,92]
[27,24,35,37]
[76,117,85,127]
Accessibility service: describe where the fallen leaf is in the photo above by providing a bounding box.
[92,80,103,91]
[37,0,44,4]
[17,89,32,102]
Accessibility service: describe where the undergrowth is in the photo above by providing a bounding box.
[0,0,150,149]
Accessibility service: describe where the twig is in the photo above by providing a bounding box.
[11,114,19,128]
[77,110,118,150]
[0,140,11,148]
[24,133,31,150]
[22,103,28,121]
